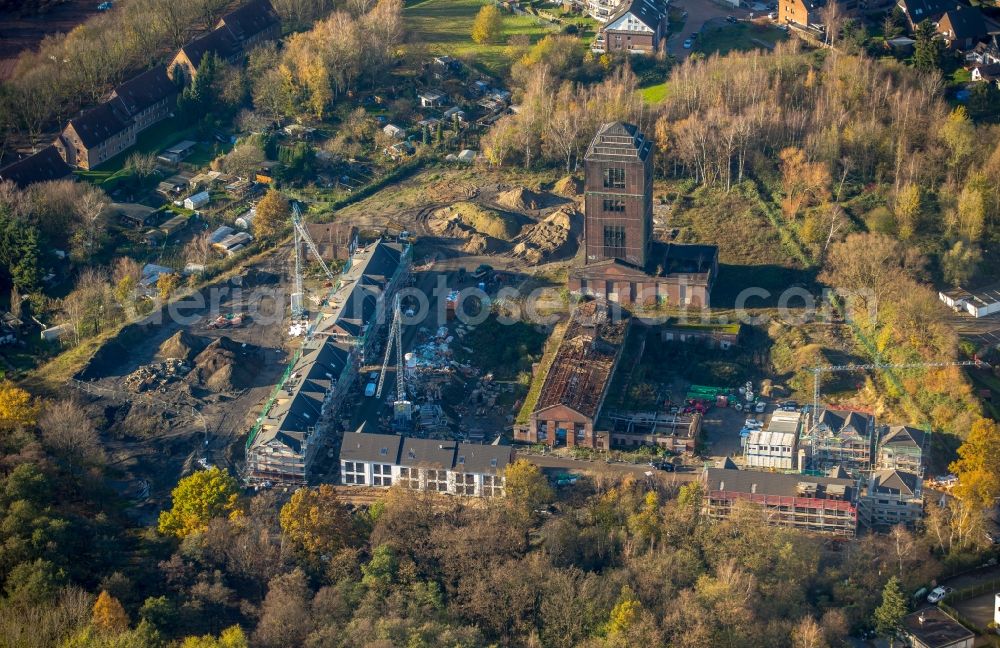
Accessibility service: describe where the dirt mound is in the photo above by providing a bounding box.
[497,187,546,211]
[511,206,577,264]
[553,176,582,197]
[429,202,520,242]
[463,233,488,254]
[188,336,263,392]
[157,330,206,362]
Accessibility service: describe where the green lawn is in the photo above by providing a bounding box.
[91,115,198,173]
[640,81,669,103]
[695,22,787,56]
[405,0,558,78]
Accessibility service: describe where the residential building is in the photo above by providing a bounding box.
[744,410,802,470]
[703,465,860,537]
[936,6,987,50]
[966,34,1000,65]
[938,282,1000,318]
[168,27,242,82]
[860,469,923,528]
[0,146,72,188]
[245,240,410,484]
[801,408,874,475]
[876,424,925,473]
[901,608,974,648]
[108,64,178,132]
[568,122,718,307]
[515,299,628,449]
[596,0,669,54]
[778,0,855,29]
[587,0,627,22]
[896,0,953,29]
[339,431,511,497]
[215,0,281,48]
[54,103,135,170]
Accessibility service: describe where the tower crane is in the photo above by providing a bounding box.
[289,201,337,323]
[375,294,412,429]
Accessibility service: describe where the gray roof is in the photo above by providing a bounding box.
[880,425,924,450]
[178,27,241,69]
[399,437,457,470]
[0,146,72,188]
[605,0,666,33]
[902,608,973,648]
[705,466,858,501]
[340,431,403,464]
[940,6,987,41]
[65,103,130,148]
[871,469,921,497]
[218,0,280,41]
[455,442,511,475]
[585,122,652,162]
[898,0,954,21]
[816,408,871,438]
[110,65,177,117]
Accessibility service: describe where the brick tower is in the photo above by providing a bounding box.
[583,121,653,268]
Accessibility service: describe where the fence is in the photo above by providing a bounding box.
[939,576,1000,640]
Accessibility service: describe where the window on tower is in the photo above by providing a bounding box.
[602,198,625,212]
[603,225,626,257]
[603,167,626,189]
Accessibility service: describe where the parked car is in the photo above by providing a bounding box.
[682,38,694,48]
[650,461,676,472]
[767,11,777,19]
[754,400,767,413]
[726,15,738,22]
[364,382,377,397]
[780,400,799,411]
[927,586,952,603]
[777,24,790,32]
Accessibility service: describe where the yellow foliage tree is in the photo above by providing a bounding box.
[950,418,1000,508]
[503,459,553,514]
[471,5,503,44]
[606,586,641,637]
[92,590,129,634]
[0,382,39,431]
[253,189,290,242]
[158,467,241,539]
[279,484,354,564]
[180,626,248,648]
[893,183,921,240]
[157,273,181,301]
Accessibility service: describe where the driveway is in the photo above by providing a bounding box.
[666,0,751,58]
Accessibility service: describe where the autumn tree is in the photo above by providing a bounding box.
[279,485,355,568]
[157,273,181,301]
[873,576,907,647]
[779,147,831,220]
[949,418,1000,508]
[158,467,241,539]
[253,190,290,242]
[471,4,503,44]
[504,459,554,515]
[0,382,39,431]
[38,398,105,476]
[220,142,265,179]
[92,591,129,634]
[179,626,249,648]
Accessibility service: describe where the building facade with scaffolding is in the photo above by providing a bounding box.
[800,408,875,477]
[245,239,411,484]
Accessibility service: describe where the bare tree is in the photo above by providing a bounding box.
[38,398,105,475]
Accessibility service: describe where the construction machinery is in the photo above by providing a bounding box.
[289,201,337,327]
[375,294,412,430]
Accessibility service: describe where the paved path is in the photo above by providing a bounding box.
[666,0,750,58]
[523,453,701,482]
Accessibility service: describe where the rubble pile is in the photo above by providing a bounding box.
[428,202,520,242]
[496,186,545,211]
[188,336,263,392]
[552,176,582,197]
[511,206,575,264]
[124,359,191,392]
[157,330,206,362]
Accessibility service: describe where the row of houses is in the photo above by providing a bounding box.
[245,239,411,485]
[339,431,511,497]
[2,0,281,177]
[703,459,925,536]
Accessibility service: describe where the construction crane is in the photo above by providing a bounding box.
[810,358,989,416]
[289,201,336,323]
[375,295,412,428]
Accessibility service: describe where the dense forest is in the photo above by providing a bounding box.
[0,380,997,647]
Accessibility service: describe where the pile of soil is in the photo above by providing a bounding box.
[157,330,206,362]
[428,202,521,242]
[511,206,576,264]
[463,233,489,254]
[188,336,263,392]
[553,176,582,197]
[497,187,545,211]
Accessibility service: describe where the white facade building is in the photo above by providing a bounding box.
[744,410,801,470]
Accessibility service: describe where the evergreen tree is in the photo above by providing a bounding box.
[874,576,908,647]
[913,20,942,72]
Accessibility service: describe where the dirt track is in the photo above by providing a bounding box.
[0,1,101,80]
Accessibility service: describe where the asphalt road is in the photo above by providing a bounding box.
[666,0,750,58]
[524,453,702,483]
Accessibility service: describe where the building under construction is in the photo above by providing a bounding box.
[515,299,629,449]
[703,463,860,537]
[245,239,410,484]
[800,408,875,476]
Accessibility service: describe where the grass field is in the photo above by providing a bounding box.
[405,0,558,78]
[695,22,787,56]
[640,81,669,103]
